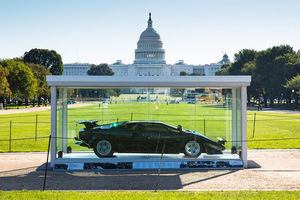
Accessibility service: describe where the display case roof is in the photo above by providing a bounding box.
[46,75,251,88]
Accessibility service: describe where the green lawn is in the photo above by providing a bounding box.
[0,102,300,152]
[0,191,299,200]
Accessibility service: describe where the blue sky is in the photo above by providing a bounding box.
[0,0,300,65]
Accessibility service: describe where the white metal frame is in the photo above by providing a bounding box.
[241,86,248,168]
[47,75,251,168]
[50,86,57,166]
[47,76,251,88]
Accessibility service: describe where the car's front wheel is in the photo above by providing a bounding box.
[93,139,113,157]
[184,141,201,158]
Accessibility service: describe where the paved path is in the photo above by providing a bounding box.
[0,103,94,115]
[0,150,299,191]
[248,107,300,115]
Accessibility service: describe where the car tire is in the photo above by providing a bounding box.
[93,139,113,157]
[184,141,201,158]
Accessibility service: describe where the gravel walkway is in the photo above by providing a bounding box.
[0,150,299,191]
[0,103,94,115]
[248,107,300,115]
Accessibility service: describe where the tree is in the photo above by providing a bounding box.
[227,49,258,75]
[216,46,300,106]
[87,64,114,75]
[0,64,11,107]
[26,63,51,106]
[0,60,37,105]
[216,63,231,75]
[85,63,119,98]
[216,49,258,101]
[23,48,63,75]
[285,74,300,106]
[179,71,188,76]
[285,75,300,94]
[254,45,295,105]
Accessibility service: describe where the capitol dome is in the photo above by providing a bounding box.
[139,26,160,40]
[134,13,166,64]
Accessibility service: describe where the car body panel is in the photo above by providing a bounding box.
[75,120,225,157]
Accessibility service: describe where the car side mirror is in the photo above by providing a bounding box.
[177,125,182,132]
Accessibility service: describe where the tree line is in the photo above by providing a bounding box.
[1,45,300,108]
[0,50,118,108]
[216,45,300,107]
[0,49,63,107]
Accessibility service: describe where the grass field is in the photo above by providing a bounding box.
[0,191,299,200]
[0,101,300,152]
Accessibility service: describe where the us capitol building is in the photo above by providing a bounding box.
[63,13,230,76]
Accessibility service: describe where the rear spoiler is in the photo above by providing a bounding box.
[216,137,226,145]
[76,120,98,129]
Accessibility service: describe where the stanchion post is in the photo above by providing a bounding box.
[155,140,166,192]
[76,122,78,134]
[9,120,12,152]
[43,135,51,191]
[35,114,38,141]
[131,112,133,121]
[102,105,104,123]
[252,113,256,138]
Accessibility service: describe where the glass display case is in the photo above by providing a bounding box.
[47,76,250,170]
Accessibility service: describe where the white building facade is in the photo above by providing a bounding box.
[63,63,91,76]
[63,13,230,76]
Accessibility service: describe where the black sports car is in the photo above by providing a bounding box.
[74,120,226,158]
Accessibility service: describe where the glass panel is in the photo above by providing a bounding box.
[232,88,242,154]
[55,87,242,160]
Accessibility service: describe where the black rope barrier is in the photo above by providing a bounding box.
[0,109,298,120]
[0,136,49,142]
[1,112,291,119]
[1,135,300,143]
[2,118,300,126]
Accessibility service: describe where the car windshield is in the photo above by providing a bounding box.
[165,124,182,134]
[99,122,124,129]
[165,124,178,130]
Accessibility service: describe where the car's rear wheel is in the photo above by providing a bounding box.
[184,141,201,158]
[93,139,113,157]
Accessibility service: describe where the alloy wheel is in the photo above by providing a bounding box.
[96,140,112,156]
[184,141,201,157]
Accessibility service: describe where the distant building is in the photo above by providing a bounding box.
[63,13,230,76]
[63,63,91,76]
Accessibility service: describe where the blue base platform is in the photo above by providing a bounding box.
[53,152,243,170]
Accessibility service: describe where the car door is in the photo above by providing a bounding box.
[130,123,165,154]
[158,124,185,154]
[129,123,152,153]
[112,122,135,153]
[147,124,166,154]
[141,123,182,154]
[142,123,162,153]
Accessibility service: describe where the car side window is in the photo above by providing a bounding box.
[131,123,145,132]
[168,127,180,134]
[144,124,168,133]
[124,123,135,130]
